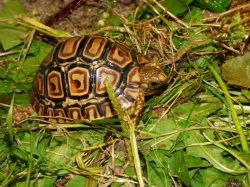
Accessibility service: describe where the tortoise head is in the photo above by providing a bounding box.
[137,55,168,96]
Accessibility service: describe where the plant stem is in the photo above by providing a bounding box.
[105,78,145,187]
[207,62,249,152]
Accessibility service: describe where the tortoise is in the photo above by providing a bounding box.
[30,35,167,123]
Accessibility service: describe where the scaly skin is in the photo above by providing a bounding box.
[139,64,168,96]
[127,89,145,123]
[128,60,168,122]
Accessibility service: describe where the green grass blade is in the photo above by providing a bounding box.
[7,92,15,143]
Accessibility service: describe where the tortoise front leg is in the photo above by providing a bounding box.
[127,89,145,124]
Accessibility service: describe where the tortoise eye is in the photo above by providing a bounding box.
[151,82,158,87]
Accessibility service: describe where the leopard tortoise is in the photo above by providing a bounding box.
[30,35,167,122]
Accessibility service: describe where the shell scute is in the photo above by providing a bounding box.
[58,37,84,60]
[68,106,83,120]
[123,87,139,102]
[83,36,107,60]
[101,102,116,119]
[47,70,65,99]
[34,72,45,96]
[54,108,67,123]
[126,66,140,85]
[107,44,132,68]
[68,67,90,96]
[37,103,45,116]
[42,48,54,66]
[95,66,121,95]
[117,95,131,109]
[84,104,101,121]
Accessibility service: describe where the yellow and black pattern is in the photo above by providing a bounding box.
[30,36,141,122]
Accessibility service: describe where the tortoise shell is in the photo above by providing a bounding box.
[30,35,143,122]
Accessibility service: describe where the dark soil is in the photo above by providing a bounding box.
[19,0,140,34]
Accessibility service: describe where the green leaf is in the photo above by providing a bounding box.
[0,0,25,18]
[47,130,104,168]
[15,83,32,93]
[183,7,204,23]
[242,89,250,100]
[5,39,52,84]
[171,151,191,186]
[143,103,221,149]
[194,0,231,13]
[146,161,172,186]
[0,81,13,94]
[0,0,27,50]
[143,118,178,150]
[192,167,245,187]
[11,176,57,187]
[147,149,191,186]
[185,130,247,175]
[18,131,50,160]
[107,15,122,26]
[0,93,30,107]
[207,0,231,13]
[11,146,29,162]
[67,175,96,187]
[173,28,215,53]
[185,155,211,168]
[222,51,250,88]
[167,0,194,16]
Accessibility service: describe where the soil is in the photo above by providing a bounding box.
[18,0,140,34]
